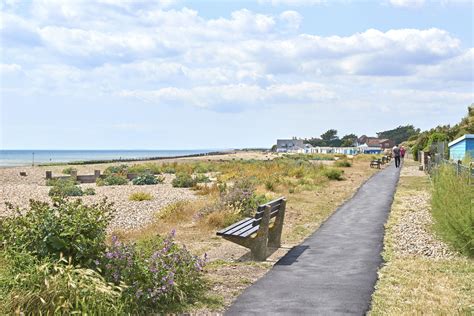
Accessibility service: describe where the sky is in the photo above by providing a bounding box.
[0,0,473,150]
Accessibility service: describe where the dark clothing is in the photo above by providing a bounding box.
[395,156,401,168]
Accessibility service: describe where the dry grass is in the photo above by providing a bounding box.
[369,159,474,315]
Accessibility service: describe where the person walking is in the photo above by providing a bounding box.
[400,146,406,159]
[392,145,401,168]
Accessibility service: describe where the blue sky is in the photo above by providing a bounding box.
[1,0,473,149]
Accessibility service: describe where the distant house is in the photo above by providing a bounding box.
[276,138,305,153]
[334,147,358,155]
[357,144,383,154]
[358,135,394,150]
[448,134,474,161]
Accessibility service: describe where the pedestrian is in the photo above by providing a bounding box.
[392,145,401,168]
[400,146,406,159]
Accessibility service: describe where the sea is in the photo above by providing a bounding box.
[0,149,221,167]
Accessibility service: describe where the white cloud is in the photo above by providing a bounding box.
[389,0,425,8]
[1,1,471,117]
[258,0,326,6]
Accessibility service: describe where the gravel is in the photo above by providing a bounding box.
[391,165,457,260]
[0,167,197,231]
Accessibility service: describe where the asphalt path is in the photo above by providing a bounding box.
[226,164,401,315]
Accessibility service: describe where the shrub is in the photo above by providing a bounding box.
[129,192,153,201]
[1,255,125,314]
[205,210,242,229]
[46,177,76,186]
[83,187,96,195]
[128,163,162,174]
[324,168,344,181]
[221,178,267,217]
[162,163,177,174]
[0,198,113,266]
[172,173,196,188]
[62,167,77,175]
[194,174,211,183]
[97,233,206,312]
[97,174,128,186]
[48,183,84,197]
[431,165,473,257]
[335,160,352,167]
[132,174,162,185]
[104,164,129,175]
[193,163,215,174]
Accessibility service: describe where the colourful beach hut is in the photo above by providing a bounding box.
[448,134,474,161]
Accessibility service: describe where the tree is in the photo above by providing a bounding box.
[340,134,358,147]
[377,125,420,145]
[321,129,338,143]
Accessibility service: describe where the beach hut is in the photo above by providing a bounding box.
[448,134,474,161]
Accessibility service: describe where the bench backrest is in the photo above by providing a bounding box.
[253,197,285,226]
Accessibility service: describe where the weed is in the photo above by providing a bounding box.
[129,192,153,201]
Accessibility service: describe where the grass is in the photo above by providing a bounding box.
[129,192,153,201]
[369,159,474,315]
[431,164,473,257]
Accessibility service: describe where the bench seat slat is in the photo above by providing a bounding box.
[238,225,259,238]
[231,221,260,237]
[216,217,253,236]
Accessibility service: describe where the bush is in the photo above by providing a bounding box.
[335,160,352,167]
[128,163,162,174]
[104,164,129,175]
[172,173,196,188]
[97,174,128,186]
[46,177,76,186]
[0,199,113,266]
[97,233,206,312]
[221,178,267,217]
[62,167,77,175]
[132,174,163,185]
[49,183,84,197]
[431,165,473,257]
[129,192,153,201]
[194,174,211,183]
[324,168,344,181]
[83,187,96,195]
[1,254,125,315]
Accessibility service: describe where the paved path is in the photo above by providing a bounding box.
[226,164,401,315]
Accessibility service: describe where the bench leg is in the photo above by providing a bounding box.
[268,199,286,248]
[251,205,271,261]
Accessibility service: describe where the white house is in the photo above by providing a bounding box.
[276,138,305,153]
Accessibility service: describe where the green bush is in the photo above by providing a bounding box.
[96,174,128,186]
[324,168,344,181]
[132,174,163,185]
[129,192,153,201]
[194,174,211,183]
[0,199,113,266]
[335,160,352,167]
[431,165,473,257]
[98,234,206,312]
[128,163,162,174]
[0,254,125,315]
[104,164,129,175]
[83,187,96,195]
[221,178,267,217]
[62,167,77,175]
[48,183,84,197]
[172,173,196,188]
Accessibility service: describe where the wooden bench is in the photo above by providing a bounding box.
[216,197,286,261]
[370,159,381,169]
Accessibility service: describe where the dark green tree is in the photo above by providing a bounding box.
[340,134,358,147]
[377,125,420,145]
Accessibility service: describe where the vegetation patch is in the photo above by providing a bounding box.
[172,173,197,188]
[324,168,344,181]
[431,165,473,257]
[129,192,153,201]
[97,174,128,186]
[132,174,164,185]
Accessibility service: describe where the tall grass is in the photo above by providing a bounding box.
[431,164,473,257]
